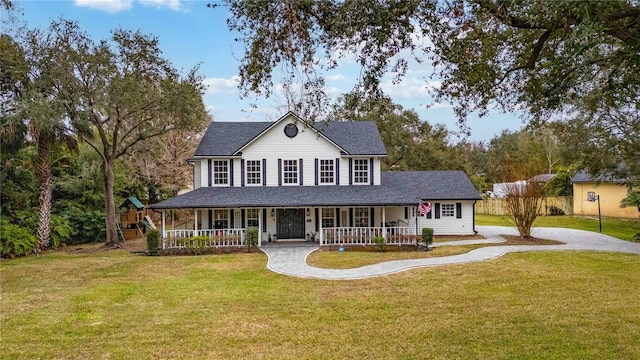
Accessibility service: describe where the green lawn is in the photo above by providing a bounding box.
[2,249,640,359]
[476,214,640,241]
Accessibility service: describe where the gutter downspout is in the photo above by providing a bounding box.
[473,200,478,234]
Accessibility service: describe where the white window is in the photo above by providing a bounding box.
[246,208,259,227]
[353,159,369,184]
[321,208,335,228]
[320,159,335,184]
[442,203,455,217]
[354,207,369,227]
[246,160,261,185]
[213,209,229,228]
[213,160,229,185]
[283,159,298,185]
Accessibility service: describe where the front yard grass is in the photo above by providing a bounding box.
[476,214,640,241]
[3,249,639,359]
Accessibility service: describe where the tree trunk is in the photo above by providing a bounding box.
[102,157,120,247]
[36,138,53,252]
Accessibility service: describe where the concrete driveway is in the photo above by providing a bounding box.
[261,226,640,280]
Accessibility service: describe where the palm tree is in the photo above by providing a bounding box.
[1,34,76,252]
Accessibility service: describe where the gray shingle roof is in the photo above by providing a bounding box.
[382,171,482,201]
[151,171,481,209]
[314,121,387,155]
[193,120,387,157]
[571,171,626,184]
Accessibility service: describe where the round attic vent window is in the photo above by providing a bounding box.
[284,123,298,138]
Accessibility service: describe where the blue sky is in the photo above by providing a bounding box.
[11,0,524,141]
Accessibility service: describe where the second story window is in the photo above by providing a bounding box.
[353,158,369,184]
[213,160,229,185]
[320,159,335,184]
[246,160,261,185]
[283,159,298,185]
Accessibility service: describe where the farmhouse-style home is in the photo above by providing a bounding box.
[152,112,481,248]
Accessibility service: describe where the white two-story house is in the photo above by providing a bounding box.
[152,112,481,248]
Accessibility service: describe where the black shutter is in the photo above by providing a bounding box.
[349,208,354,227]
[427,206,432,219]
[456,203,462,219]
[315,158,319,185]
[229,160,234,186]
[315,208,319,232]
[370,207,375,227]
[241,209,246,227]
[299,158,303,186]
[262,209,267,232]
[208,159,212,186]
[335,158,340,185]
[369,157,374,185]
[335,208,340,226]
[435,203,441,219]
[229,209,234,228]
[404,207,408,219]
[208,210,212,229]
[262,159,266,186]
[241,159,245,186]
[278,159,282,186]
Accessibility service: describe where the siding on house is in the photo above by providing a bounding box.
[418,201,476,235]
[573,182,638,218]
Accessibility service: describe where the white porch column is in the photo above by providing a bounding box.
[319,212,323,245]
[382,207,386,240]
[194,209,198,236]
[161,210,166,249]
[258,211,262,247]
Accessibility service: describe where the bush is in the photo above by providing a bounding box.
[422,228,434,249]
[178,235,210,255]
[50,214,72,248]
[59,206,105,244]
[372,236,386,252]
[0,220,37,258]
[146,229,160,255]
[246,227,259,251]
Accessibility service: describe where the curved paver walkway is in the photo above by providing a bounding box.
[261,226,640,280]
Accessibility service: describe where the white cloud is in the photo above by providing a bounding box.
[138,0,182,11]
[381,77,440,100]
[73,0,183,13]
[73,0,133,13]
[326,74,347,82]
[202,76,240,96]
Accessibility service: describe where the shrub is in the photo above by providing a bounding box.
[246,227,259,251]
[50,214,72,248]
[0,220,37,258]
[146,229,160,255]
[59,206,105,244]
[372,236,386,252]
[178,235,210,255]
[422,228,434,249]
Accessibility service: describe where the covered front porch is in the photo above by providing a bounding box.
[159,205,420,250]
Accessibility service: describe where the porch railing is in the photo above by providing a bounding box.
[321,227,418,246]
[163,228,245,249]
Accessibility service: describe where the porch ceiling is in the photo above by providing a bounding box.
[150,185,416,209]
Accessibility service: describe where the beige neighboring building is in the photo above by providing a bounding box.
[572,171,638,219]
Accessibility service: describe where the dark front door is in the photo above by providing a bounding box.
[277,209,305,239]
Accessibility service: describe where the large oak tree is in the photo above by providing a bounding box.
[36,21,208,246]
[217,0,639,179]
